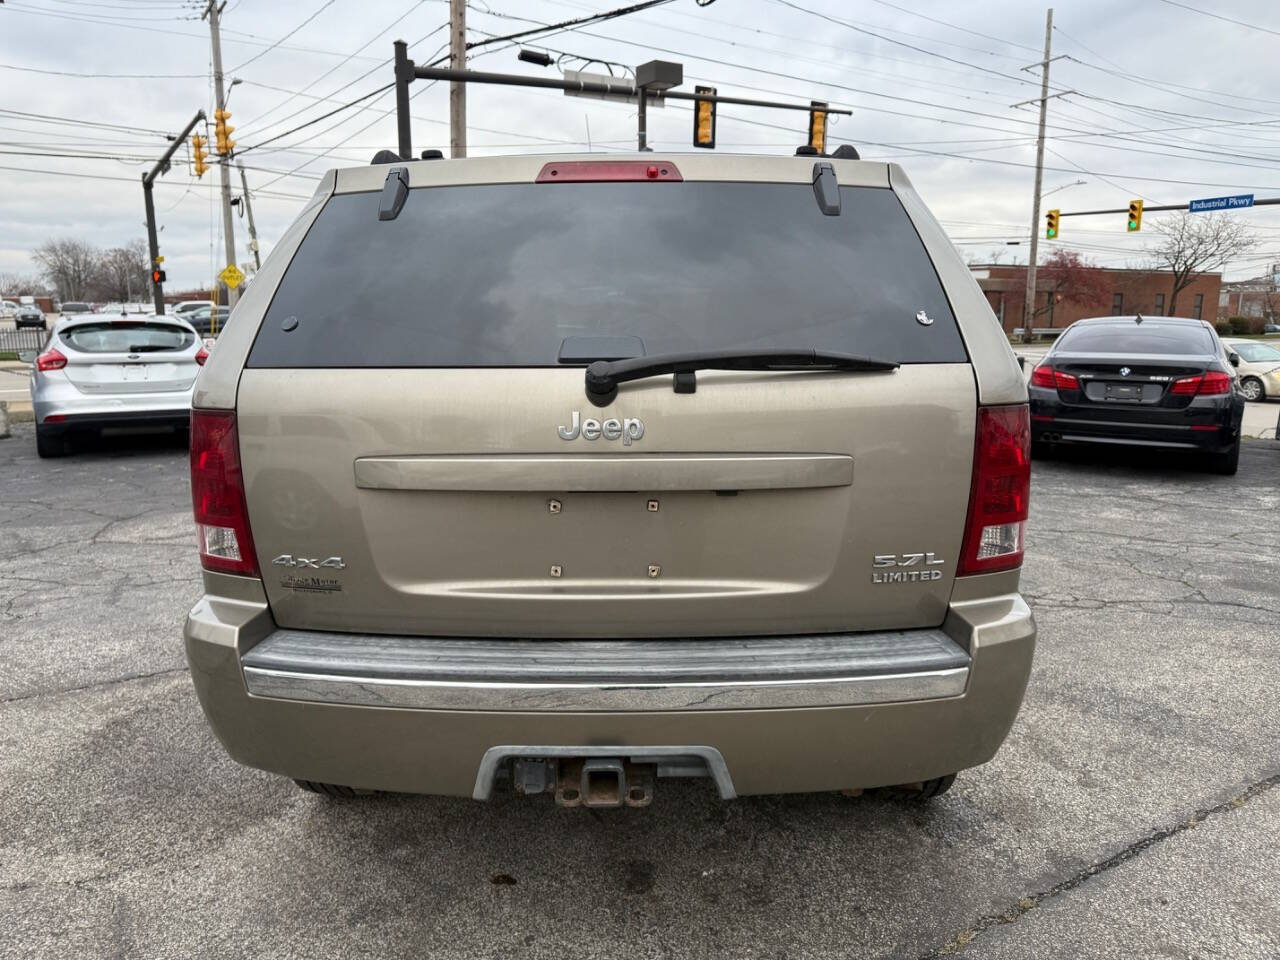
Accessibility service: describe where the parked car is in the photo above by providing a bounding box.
[1264,323,1280,335]
[184,305,230,335]
[58,301,94,320]
[15,304,46,329]
[1221,338,1280,402]
[1029,316,1245,473]
[1,300,18,320]
[173,300,215,318]
[184,153,1037,807]
[30,314,206,457]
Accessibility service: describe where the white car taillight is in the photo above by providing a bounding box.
[958,404,1031,576]
[190,409,259,576]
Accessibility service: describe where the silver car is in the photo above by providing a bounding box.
[30,314,206,457]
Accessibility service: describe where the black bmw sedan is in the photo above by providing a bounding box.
[1028,316,1245,474]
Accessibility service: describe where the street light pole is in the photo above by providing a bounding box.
[205,0,239,309]
[1021,7,1053,343]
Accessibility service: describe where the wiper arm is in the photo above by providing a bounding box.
[584,348,898,407]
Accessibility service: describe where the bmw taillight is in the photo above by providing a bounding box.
[959,405,1030,576]
[190,409,259,576]
[1029,364,1078,390]
[36,347,67,371]
[1172,371,1231,396]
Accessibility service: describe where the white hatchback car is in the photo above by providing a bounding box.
[30,314,206,457]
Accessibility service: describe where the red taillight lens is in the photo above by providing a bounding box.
[535,160,683,182]
[959,404,1030,576]
[195,347,209,366]
[1198,371,1231,395]
[1171,371,1231,396]
[190,409,259,576]
[36,347,67,371]
[1029,364,1078,390]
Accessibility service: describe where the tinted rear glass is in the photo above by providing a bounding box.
[61,302,91,312]
[248,182,965,368]
[1057,323,1213,356]
[63,322,194,354]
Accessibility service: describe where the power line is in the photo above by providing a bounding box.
[228,0,342,73]
[1152,0,1280,39]
[235,83,396,155]
[0,62,206,79]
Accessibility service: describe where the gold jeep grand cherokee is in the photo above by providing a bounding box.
[184,152,1035,807]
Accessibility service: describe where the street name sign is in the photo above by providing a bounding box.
[1189,194,1254,213]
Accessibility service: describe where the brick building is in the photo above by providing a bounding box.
[971,264,1222,335]
[1218,269,1278,324]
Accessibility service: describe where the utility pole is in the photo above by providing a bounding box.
[204,0,238,308]
[1021,7,1053,344]
[142,109,206,315]
[237,162,261,271]
[449,0,467,158]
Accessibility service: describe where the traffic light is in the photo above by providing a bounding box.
[1127,199,1143,232]
[192,134,209,178]
[692,85,716,149]
[808,101,828,155]
[1045,208,1060,239]
[214,109,235,156]
[152,268,166,284]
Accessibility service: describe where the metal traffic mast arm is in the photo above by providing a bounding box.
[142,109,207,315]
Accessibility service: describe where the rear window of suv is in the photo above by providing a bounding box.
[62,321,194,354]
[247,181,966,367]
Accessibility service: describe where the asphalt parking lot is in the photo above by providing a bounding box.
[1,423,1277,959]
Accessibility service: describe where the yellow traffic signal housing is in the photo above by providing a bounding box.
[1127,199,1143,232]
[191,134,209,177]
[214,108,235,156]
[693,85,716,149]
[808,101,828,154]
[1045,208,1060,239]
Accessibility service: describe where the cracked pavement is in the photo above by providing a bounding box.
[1,424,1278,959]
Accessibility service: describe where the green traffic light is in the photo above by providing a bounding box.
[1047,228,1056,238]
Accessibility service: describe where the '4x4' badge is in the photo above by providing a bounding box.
[272,555,346,570]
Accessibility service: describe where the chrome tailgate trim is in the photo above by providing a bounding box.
[241,629,970,712]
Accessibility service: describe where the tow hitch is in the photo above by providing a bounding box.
[513,757,655,808]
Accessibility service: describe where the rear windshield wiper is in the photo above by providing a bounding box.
[584,348,898,406]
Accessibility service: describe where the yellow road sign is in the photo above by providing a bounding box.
[219,264,245,289]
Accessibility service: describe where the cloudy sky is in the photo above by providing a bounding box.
[3,0,1280,293]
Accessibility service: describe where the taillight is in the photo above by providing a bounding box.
[195,347,209,366]
[36,347,67,371]
[1171,371,1232,396]
[1029,364,1078,390]
[190,409,259,576]
[535,160,683,182]
[959,405,1030,576]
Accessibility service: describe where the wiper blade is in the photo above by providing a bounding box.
[584,348,898,406]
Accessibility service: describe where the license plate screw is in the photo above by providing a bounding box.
[550,564,563,578]
[548,499,562,514]
[647,564,661,578]
[646,499,659,512]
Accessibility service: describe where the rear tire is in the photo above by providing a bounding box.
[35,425,66,459]
[292,779,377,798]
[1209,439,1240,476]
[876,773,957,801]
[1239,377,1264,402]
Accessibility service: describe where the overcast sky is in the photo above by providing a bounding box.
[3,0,1280,293]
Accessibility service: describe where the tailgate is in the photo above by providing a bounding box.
[237,365,976,638]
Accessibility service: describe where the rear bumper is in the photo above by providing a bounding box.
[1031,391,1243,452]
[185,575,1036,798]
[33,381,192,429]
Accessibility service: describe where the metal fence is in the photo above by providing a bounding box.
[0,326,48,356]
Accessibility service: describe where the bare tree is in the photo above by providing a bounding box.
[1146,213,1257,315]
[1032,250,1110,326]
[0,271,49,298]
[31,239,100,301]
[93,239,151,303]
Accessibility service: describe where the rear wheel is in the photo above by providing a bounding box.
[292,779,377,798]
[876,773,957,801]
[1209,439,1240,476]
[1239,377,1264,402]
[35,425,67,459]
